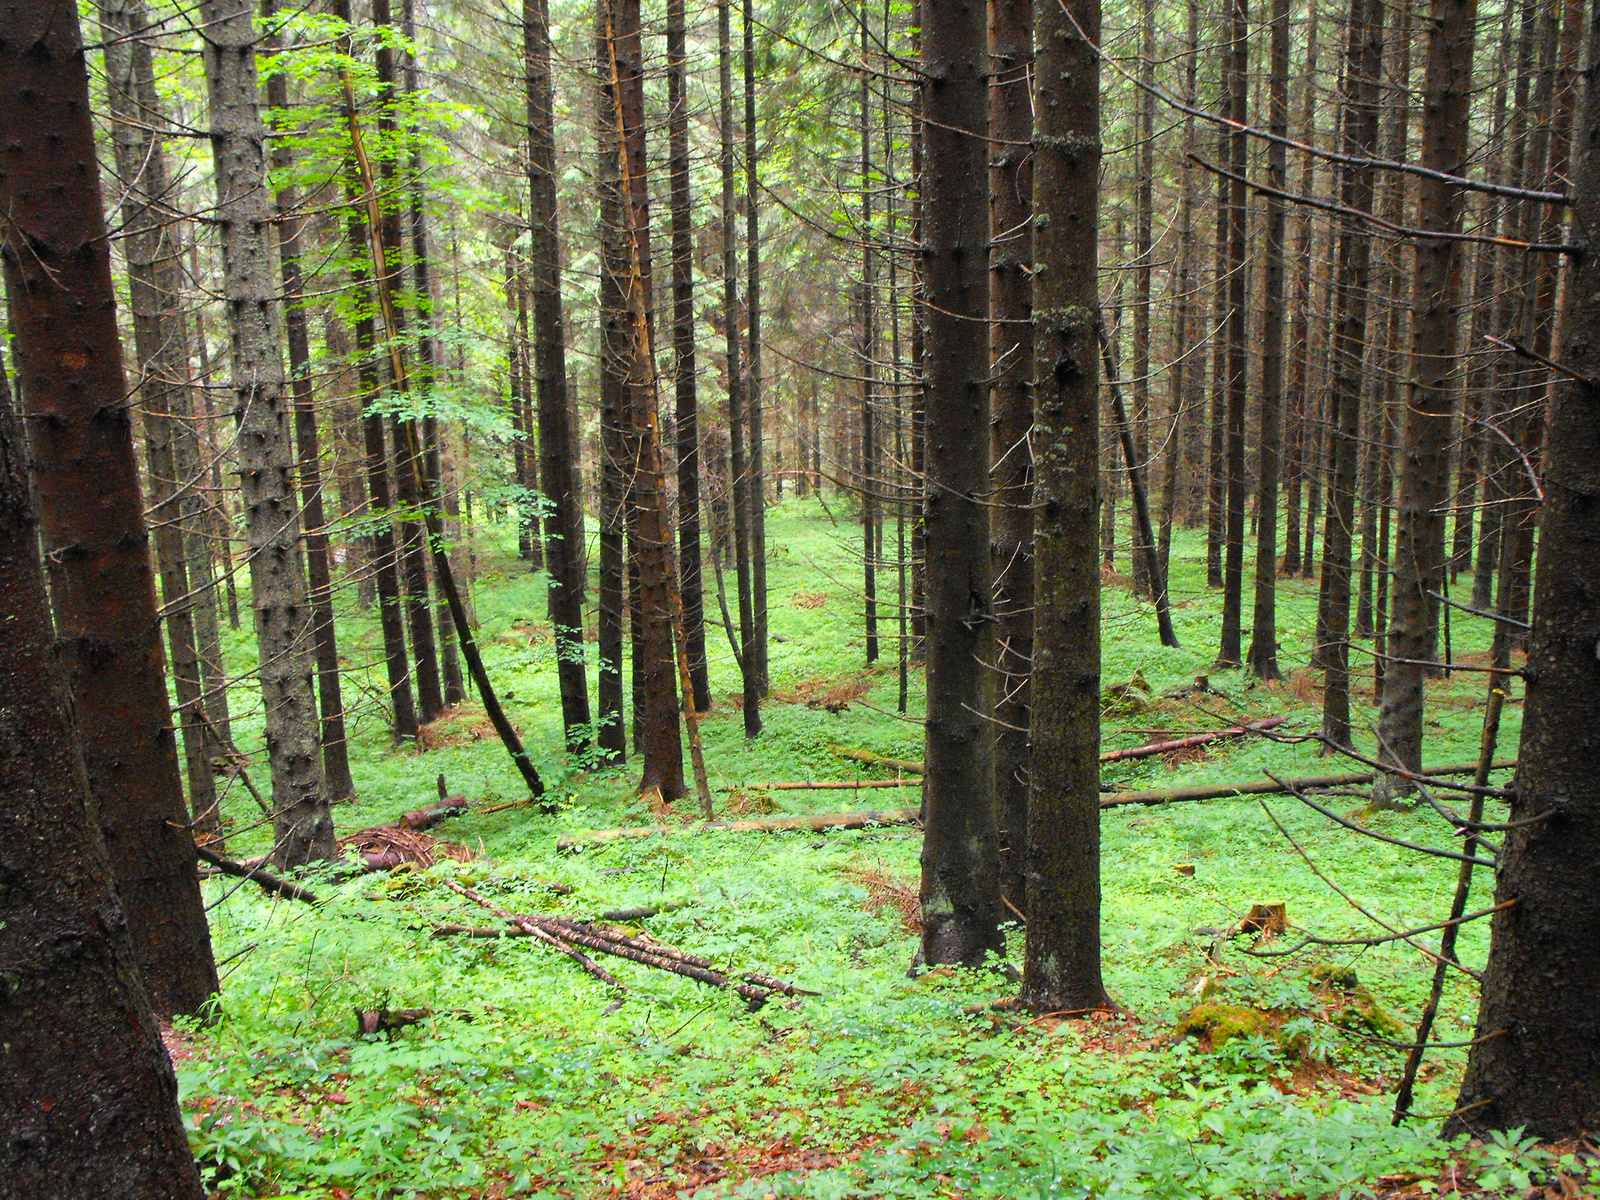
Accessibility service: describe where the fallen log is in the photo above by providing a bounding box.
[828,715,1289,777]
[557,807,922,849]
[440,878,621,987]
[195,844,320,904]
[558,760,1519,848]
[729,779,917,792]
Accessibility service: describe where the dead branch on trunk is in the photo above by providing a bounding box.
[194,844,320,904]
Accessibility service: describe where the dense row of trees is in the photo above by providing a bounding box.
[2,0,1599,1188]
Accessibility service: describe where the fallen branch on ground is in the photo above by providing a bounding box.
[194,844,320,904]
[559,760,1517,848]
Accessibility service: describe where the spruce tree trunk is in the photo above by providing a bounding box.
[989,0,1034,913]
[1160,0,1200,573]
[200,0,334,863]
[264,0,355,799]
[3,3,218,1013]
[1282,2,1321,578]
[0,368,205,1200]
[860,4,881,665]
[664,0,711,713]
[1022,0,1110,1013]
[1450,6,1600,1135]
[1217,0,1250,667]
[744,0,770,697]
[1247,0,1290,680]
[916,0,1001,970]
[527,0,595,744]
[1316,0,1384,748]
[1205,112,1229,592]
[97,0,221,838]
[1372,0,1478,799]
[1130,0,1155,598]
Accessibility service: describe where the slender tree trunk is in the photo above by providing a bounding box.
[527,0,594,744]
[990,0,1034,912]
[719,0,762,737]
[1130,0,1155,598]
[1372,0,1478,799]
[1450,7,1600,1136]
[1283,0,1320,578]
[744,0,769,696]
[1247,0,1290,680]
[861,4,881,664]
[1316,0,1384,748]
[916,0,1001,970]
[1217,0,1250,666]
[4,4,218,1012]
[664,0,711,713]
[1206,111,1229,591]
[264,0,356,799]
[1160,0,1200,575]
[0,367,205,1200]
[97,0,220,836]
[1022,0,1111,1014]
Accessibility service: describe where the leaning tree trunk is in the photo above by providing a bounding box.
[2,1,218,1017]
[1449,5,1600,1138]
[1246,0,1290,680]
[97,0,221,839]
[916,0,1002,970]
[989,0,1034,913]
[527,0,594,746]
[1021,0,1112,1015]
[1371,0,1478,801]
[200,0,334,864]
[0,363,205,1200]
[664,0,712,713]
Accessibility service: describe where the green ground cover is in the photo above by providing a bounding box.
[178,500,1565,1199]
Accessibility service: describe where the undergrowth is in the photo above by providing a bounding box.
[177,500,1547,1199]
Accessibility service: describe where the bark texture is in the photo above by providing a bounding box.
[1,0,217,1016]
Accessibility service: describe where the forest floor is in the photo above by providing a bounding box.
[177,500,1590,1200]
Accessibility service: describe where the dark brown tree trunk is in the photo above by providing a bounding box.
[916,0,1001,970]
[1449,7,1600,1136]
[201,0,334,863]
[719,0,762,738]
[3,4,218,1013]
[860,4,881,665]
[664,0,711,714]
[527,0,595,744]
[1130,0,1155,599]
[1372,0,1478,800]
[744,0,769,698]
[1160,0,1200,575]
[265,0,356,799]
[1247,0,1290,681]
[1205,109,1229,592]
[1022,0,1111,1014]
[0,366,205,1200]
[374,0,444,727]
[606,0,687,799]
[1217,0,1250,667]
[1316,0,1384,748]
[97,0,220,838]
[989,0,1034,914]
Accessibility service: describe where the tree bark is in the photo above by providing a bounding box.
[0,363,205,1200]
[989,0,1034,914]
[527,0,595,745]
[1021,0,1111,1014]
[2,2,218,1014]
[860,3,881,665]
[200,0,334,863]
[1449,5,1600,1138]
[1372,0,1478,800]
[744,0,770,697]
[915,0,1001,970]
[1216,0,1250,667]
[1246,0,1290,681]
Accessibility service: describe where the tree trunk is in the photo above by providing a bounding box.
[527,0,595,745]
[1372,0,1478,800]
[1216,0,1250,667]
[1022,0,1111,1014]
[1246,0,1290,681]
[1449,6,1600,1137]
[97,0,221,839]
[989,0,1034,913]
[1160,0,1200,575]
[4,2,218,1013]
[1316,0,1384,749]
[664,0,711,714]
[1130,0,1155,598]
[916,0,1001,970]
[264,0,356,800]
[1205,109,1229,592]
[860,3,881,665]
[744,0,770,697]
[0,363,205,1200]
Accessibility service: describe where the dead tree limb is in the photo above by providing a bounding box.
[194,844,320,904]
